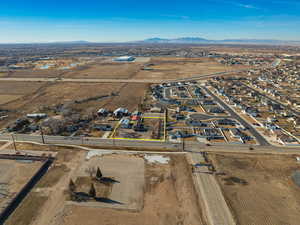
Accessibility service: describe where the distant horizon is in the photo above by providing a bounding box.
[1,36,300,45]
[1,0,300,43]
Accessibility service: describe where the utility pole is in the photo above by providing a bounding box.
[11,134,17,152]
[40,126,45,144]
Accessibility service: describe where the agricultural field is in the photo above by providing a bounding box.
[211,153,300,225]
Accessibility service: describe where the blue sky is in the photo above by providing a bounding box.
[0,0,300,43]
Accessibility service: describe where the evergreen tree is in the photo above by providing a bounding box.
[69,179,76,193]
[96,167,103,180]
[89,183,96,198]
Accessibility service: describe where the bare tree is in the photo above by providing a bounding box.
[85,167,96,177]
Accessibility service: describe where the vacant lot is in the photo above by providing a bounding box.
[63,62,142,79]
[135,57,249,80]
[70,154,145,210]
[5,147,86,225]
[211,153,300,225]
[0,159,43,213]
[60,154,204,225]
[5,152,204,225]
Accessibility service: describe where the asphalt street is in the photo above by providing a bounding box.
[202,87,270,146]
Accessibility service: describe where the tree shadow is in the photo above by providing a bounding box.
[94,197,123,205]
[99,177,120,184]
[72,192,90,202]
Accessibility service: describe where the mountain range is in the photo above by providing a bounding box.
[141,37,300,45]
[2,38,300,46]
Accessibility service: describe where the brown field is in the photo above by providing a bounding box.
[0,69,63,78]
[135,57,249,80]
[0,159,43,217]
[0,82,148,128]
[61,154,204,225]
[211,153,300,225]
[10,151,204,225]
[63,62,142,79]
[2,57,249,81]
[5,147,85,225]
[0,81,44,95]
[0,94,22,104]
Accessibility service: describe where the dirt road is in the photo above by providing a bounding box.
[189,153,236,225]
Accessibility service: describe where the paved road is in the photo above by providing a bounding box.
[0,133,183,150]
[0,77,163,83]
[202,87,270,146]
[1,132,299,153]
[189,113,231,120]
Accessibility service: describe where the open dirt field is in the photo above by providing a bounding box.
[210,153,300,225]
[69,154,145,210]
[5,147,86,225]
[63,62,143,79]
[2,57,249,82]
[0,69,64,78]
[0,159,43,212]
[0,94,23,104]
[60,154,204,225]
[15,153,204,225]
[135,57,249,80]
[5,151,204,225]
[0,81,44,95]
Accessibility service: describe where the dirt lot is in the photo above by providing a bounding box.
[5,147,86,225]
[0,159,43,213]
[17,153,203,225]
[60,155,204,225]
[70,154,145,210]
[210,153,300,225]
[4,151,204,225]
